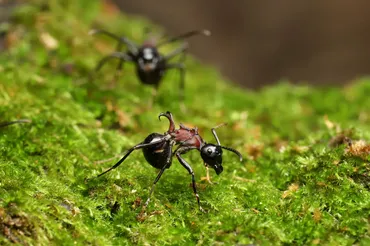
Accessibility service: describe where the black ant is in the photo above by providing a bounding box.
[89,28,211,109]
[0,119,31,128]
[89,111,242,212]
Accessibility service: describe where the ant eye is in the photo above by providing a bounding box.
[207,148,212,154]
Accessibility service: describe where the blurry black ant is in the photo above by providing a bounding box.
[89,111,242,212]
[89,28,211,109]
[0,119,31,128]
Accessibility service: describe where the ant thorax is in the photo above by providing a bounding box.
[143,47,155,60]
[170,124,203,148]
[137,46,161,72]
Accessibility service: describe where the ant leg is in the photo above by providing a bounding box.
[94,153,123,165]
[88,137,167,180]
[93,52,132,87]
[95,52,131,73]
[142,167,166,209]
[113,42,125,82]
[0,119,31,128]
[175,147,205,212]
[163,43,188,61]
[200,165,214,184]
[142,144,173,210]
[89,29,138,54]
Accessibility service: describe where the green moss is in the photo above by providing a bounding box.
[1,1,370,245]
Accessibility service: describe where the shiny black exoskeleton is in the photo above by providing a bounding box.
[200,144,223,175]
[89,29,211,107]
[135,46,165,86]
[91,112,243,212]
[142,133,172,169]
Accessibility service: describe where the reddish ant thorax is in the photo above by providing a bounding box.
[170,124,204,149]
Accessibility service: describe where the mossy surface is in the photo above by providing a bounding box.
[1,1,370,245]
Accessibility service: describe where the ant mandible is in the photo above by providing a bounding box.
[90,111,242,212]
[89,28,211,109]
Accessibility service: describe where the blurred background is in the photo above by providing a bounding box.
[2,0,370,88]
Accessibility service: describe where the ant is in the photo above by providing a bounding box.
[0,119,31,128]
[89,111,242,212]
[89,28,211,109]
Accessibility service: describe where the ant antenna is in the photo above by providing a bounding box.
[211,123,243,161]
[220,146,243,162]
[211,123,227,145]
[158,29,211,47]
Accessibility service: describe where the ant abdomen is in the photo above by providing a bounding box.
[142,133,172,169]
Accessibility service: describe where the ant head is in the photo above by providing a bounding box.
[200,123,243,175]
[200,144,224,175]
[137,46,160,72]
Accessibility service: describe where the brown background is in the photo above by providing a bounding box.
[113,0,370,88]
[2,1,370,88]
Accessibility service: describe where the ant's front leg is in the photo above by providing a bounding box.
[89,29,138,54]
[200,164,215,184]
[113,42,125,82]
[90,29,137,86]
[93,52,132,87]
[175,147,206,212]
